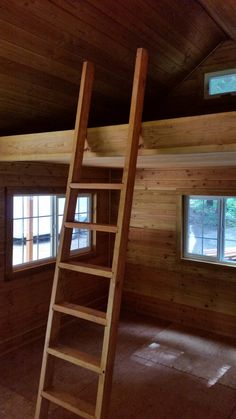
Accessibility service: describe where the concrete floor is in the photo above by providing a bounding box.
[1,312,236,418]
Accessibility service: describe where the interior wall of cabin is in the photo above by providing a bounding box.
[0,162,110,356]
[2,160,236,357]
[112,166,236,338]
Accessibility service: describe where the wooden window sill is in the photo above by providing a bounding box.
[5,249,96,281]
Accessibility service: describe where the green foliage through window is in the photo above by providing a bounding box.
[184,196,236,264]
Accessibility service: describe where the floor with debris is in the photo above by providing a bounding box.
[1,312,236,419]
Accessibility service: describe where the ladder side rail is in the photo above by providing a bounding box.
[96,48,148,419]
[61,61,95,261]
[35,61,94,419]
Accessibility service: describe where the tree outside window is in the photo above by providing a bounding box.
[184,196,236,265]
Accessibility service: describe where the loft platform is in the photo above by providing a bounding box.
[1,111,236,168]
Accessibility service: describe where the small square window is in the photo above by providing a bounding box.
[204,69,236,98]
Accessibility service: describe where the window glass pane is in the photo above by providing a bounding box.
[74,196,91,223]
[38,216,51,236]
[12,194,92,267]
[32,240,39,261]
[203,239,218,257]
[79,229,90,248]
[71,229,79,251]
[13,196,23,219]
[187,237,202,255]
[58,197,65,215]
[75,212,89,222]
[186,197,219,258]
[22,243,27,264]
[184,195,236,265]
[23,196,29,217]
[13,243,24,266]
[13,218,24,265]
[209,73,236,95]
[78,197,89,213]
[58,215,63,234]
[13,219,23,240]
[186,198,203,255]
[223,198,236,263]
[38,237,53,260]
[71,195,91,252]
[33,196,38,217]
[39,196,51,216]
[33,217,38,237]
[203,199,219,241]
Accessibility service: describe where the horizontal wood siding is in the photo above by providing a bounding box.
[118,167,236,337]
[0,162,109,355]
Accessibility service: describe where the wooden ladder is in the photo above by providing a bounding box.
[35,47,148,419]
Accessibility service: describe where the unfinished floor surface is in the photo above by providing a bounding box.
[1,312,236,419]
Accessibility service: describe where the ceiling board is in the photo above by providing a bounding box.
[0,0,227,135]
[198,0,236,41]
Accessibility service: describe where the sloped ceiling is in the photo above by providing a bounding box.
[0,0,234,136]
[197,0,236,40]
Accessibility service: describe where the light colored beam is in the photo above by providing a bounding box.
[1,111,236,167]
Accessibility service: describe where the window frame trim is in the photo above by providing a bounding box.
[180,194,236,268]
[5,187,95,280]
[204,68,236,99]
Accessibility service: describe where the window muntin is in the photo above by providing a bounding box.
[204,69,236,98]
[184,196,236,265]
[12,194,92,267]
[224,198,236,263]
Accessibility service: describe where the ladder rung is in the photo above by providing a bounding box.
[53,302,107,325]
[59,261,112,278]
[70,182,123,190]
[65,221,118,233]
[42,390,95,419]
[47,344,102,373]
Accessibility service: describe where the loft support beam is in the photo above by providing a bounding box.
[1,111,236,166]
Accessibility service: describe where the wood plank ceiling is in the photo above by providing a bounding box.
[0,0,235,136]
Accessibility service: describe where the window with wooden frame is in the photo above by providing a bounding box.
[182,196,236,266]
[7,192,93,273]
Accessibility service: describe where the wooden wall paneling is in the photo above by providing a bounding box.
[0,188,5,278]
[124,263,236,315]
[122,291,236,338]
[0,162,110,356]
[119,166,236,338]
[162,40,236,118]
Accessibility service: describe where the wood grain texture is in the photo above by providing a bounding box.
[2,111,236,168]
[118,166,236,337]
[162,40,236,119]
[0,0,225,135]
[198,0,236,40]
[0,162,110,356]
